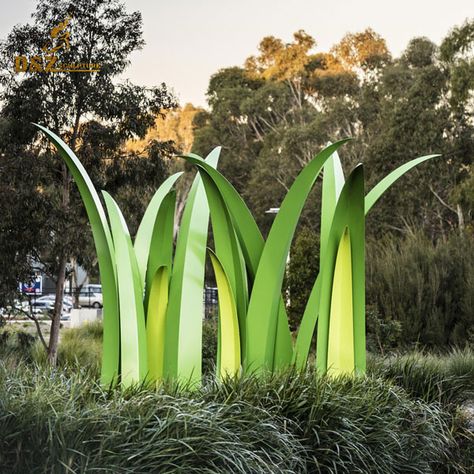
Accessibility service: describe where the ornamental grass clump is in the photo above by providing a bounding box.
[36,124,437,387]
[0,361,458,473]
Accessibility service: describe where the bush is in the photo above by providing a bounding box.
[0,327,36,362]
[202,318,217,376]
[56,321,103,376]
[367,231,474,348]
[287,227,319,331]
[368,349,474,472]
[0,360,464,473]
[368,348,474,406]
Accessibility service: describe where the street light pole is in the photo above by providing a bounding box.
[265,207,291,307]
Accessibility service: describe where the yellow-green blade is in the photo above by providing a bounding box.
[146,265,169,382]
[209,250,241,379]
[327,227,354,376]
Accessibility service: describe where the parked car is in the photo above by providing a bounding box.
[78,284,103,308]
[21,300,53,315]
[35,294,73,311]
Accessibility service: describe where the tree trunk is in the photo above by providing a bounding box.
[46,111,81,365]
[47,253,66,365]
[456,203,465,234]
[47,158,72,365]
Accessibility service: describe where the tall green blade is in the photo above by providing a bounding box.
[209,250,241,379]
[199,173,248,356]
[146,265,169,382]
[365,155,439,213]
[134,172,182,289]
[182,153,264,269]
[143,191,175,314]
[163,148,220,385]
[181,155,293,369]
[327,227,354,376]
[317,164,365,374]
[245,140,350,372]
[292,149,344,368]
[103,191,147,387]
[34,124,119,387]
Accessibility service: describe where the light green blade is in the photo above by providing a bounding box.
[199,172,248,357]
[103,191,147,387]
[317,164,365,374]
[134,172,182,289]
[327,227,354,376]
[245,140,350,373]
[34,124,120,387]
[181,155,293,370]
[143,191,175,314]
[292,149,344,369]
[209,250,241,379]
[163,148,220,385]
[365,155,439,213]
[146,265,169,382]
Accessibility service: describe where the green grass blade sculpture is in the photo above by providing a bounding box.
[200,173,248,356]
[180,154,293,370]
[245,140,349,372]
[293,155,440,371]
[327,227,354,375]
[316,165,365,374]
[146,265,169,382]
[36,123,437,386]
[208,250,241,379]
[163,148,220,385]
[140,190,176,314]
[134,174,181,292]
[34,124,120,387]
[103,191,148,386]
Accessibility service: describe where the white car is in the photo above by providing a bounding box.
[78,284,103,308]
[35,295,73,311]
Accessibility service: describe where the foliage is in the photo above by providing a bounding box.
[1,358,470,473]
[193,25,474,238]
[365,306,402,354]
[367,231,474,348]
[57,322,103,375]
[0,327,36,362]
[367,348,474,406]
[0,0,177,363]
[287,227,319,331]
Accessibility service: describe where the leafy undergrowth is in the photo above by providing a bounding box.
[0,359,472,473]
[368,348,474,406]
[0,325,472,473]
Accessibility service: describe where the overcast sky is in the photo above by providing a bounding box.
[2,0,473,106]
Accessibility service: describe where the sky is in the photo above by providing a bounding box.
[1,0,473,107]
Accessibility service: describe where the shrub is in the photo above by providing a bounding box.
[0,327,36,362]
[287,226,319,331]
[367,231,474,348]
[202,318,217,376]
[0,360,461,473]
[367,348,474,406]
[56,321,103,376]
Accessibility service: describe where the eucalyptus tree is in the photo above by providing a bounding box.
[0,0,177,364]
